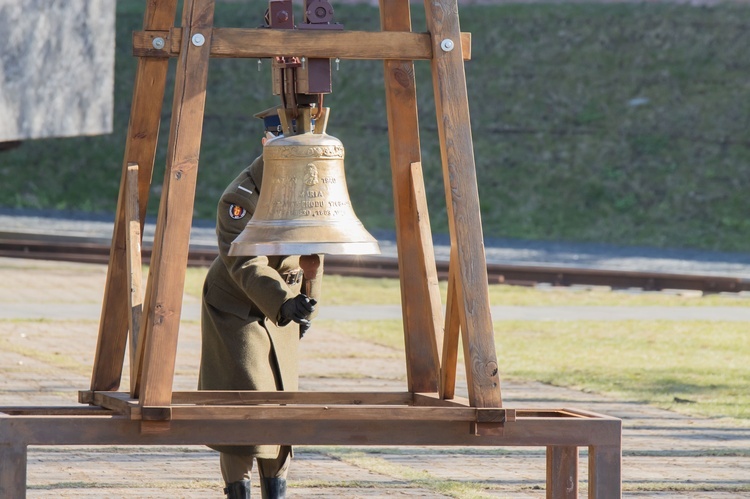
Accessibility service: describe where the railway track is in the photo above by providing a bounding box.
[1,235,749,294]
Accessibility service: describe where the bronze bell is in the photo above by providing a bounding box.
[229,108,380,256]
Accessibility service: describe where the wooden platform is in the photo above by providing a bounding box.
[1,391,621,498]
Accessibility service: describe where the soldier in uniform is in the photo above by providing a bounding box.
[199,110,323,499]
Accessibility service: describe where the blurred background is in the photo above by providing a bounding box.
[2,0,749,253]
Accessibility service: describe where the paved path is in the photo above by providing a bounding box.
[5,302,750,322]
[2,254,750,323]
[0,257,749,497]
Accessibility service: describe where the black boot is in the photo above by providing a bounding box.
[224,479,251,498]
[260,477,287,499]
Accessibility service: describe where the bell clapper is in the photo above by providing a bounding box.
[299,254,321,295]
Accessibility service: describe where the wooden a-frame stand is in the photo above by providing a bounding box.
[0,1,621,497]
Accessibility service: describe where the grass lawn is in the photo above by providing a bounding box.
[4,2,750,252]
[322,317,750,423]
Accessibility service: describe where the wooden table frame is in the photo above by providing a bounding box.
[0,1,621,497]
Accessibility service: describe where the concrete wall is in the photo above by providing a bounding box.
[0,1,115,142]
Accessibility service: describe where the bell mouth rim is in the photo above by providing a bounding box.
[228,241,381,257]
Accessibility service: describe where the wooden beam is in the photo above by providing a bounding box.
[547,446,579,499]
[158,405,486,421]
[423,0,502,408]
[126,164,145,396]
[92,391,141,419]
[412,392,470,407]
[589,444,622,499]
[172,390,414,405]
[0,440,26,499]
[0,407,112,416]
[379,0,443,394]
[133,28,472,60]
[138,0,215,408]
[93,391,474,416]
[0,411,622,448]
[411,162,446,386]
[98,390,476,408]
[92,391,521,424]
[89,0,178,392]
[440,246,461,399]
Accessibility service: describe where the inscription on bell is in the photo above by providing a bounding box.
[272,175,297,184]
[275,196,353,218]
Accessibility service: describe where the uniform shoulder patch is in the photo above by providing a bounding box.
[228,204,247,220]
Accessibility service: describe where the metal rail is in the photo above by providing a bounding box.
[1,236,749,293]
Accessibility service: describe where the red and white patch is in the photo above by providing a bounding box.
[228,204,247,220]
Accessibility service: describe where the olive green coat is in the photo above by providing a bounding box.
[198,156,323,458]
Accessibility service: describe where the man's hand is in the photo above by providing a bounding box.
[280,294,317,327]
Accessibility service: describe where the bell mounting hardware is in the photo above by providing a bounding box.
[267,0,342,109]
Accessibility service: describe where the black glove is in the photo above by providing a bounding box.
[299,320,312,339]
[279,294,316,326]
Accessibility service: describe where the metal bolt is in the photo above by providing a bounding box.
[191,33,205,47]
[440,38,455,52]
[152,37,165,50]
